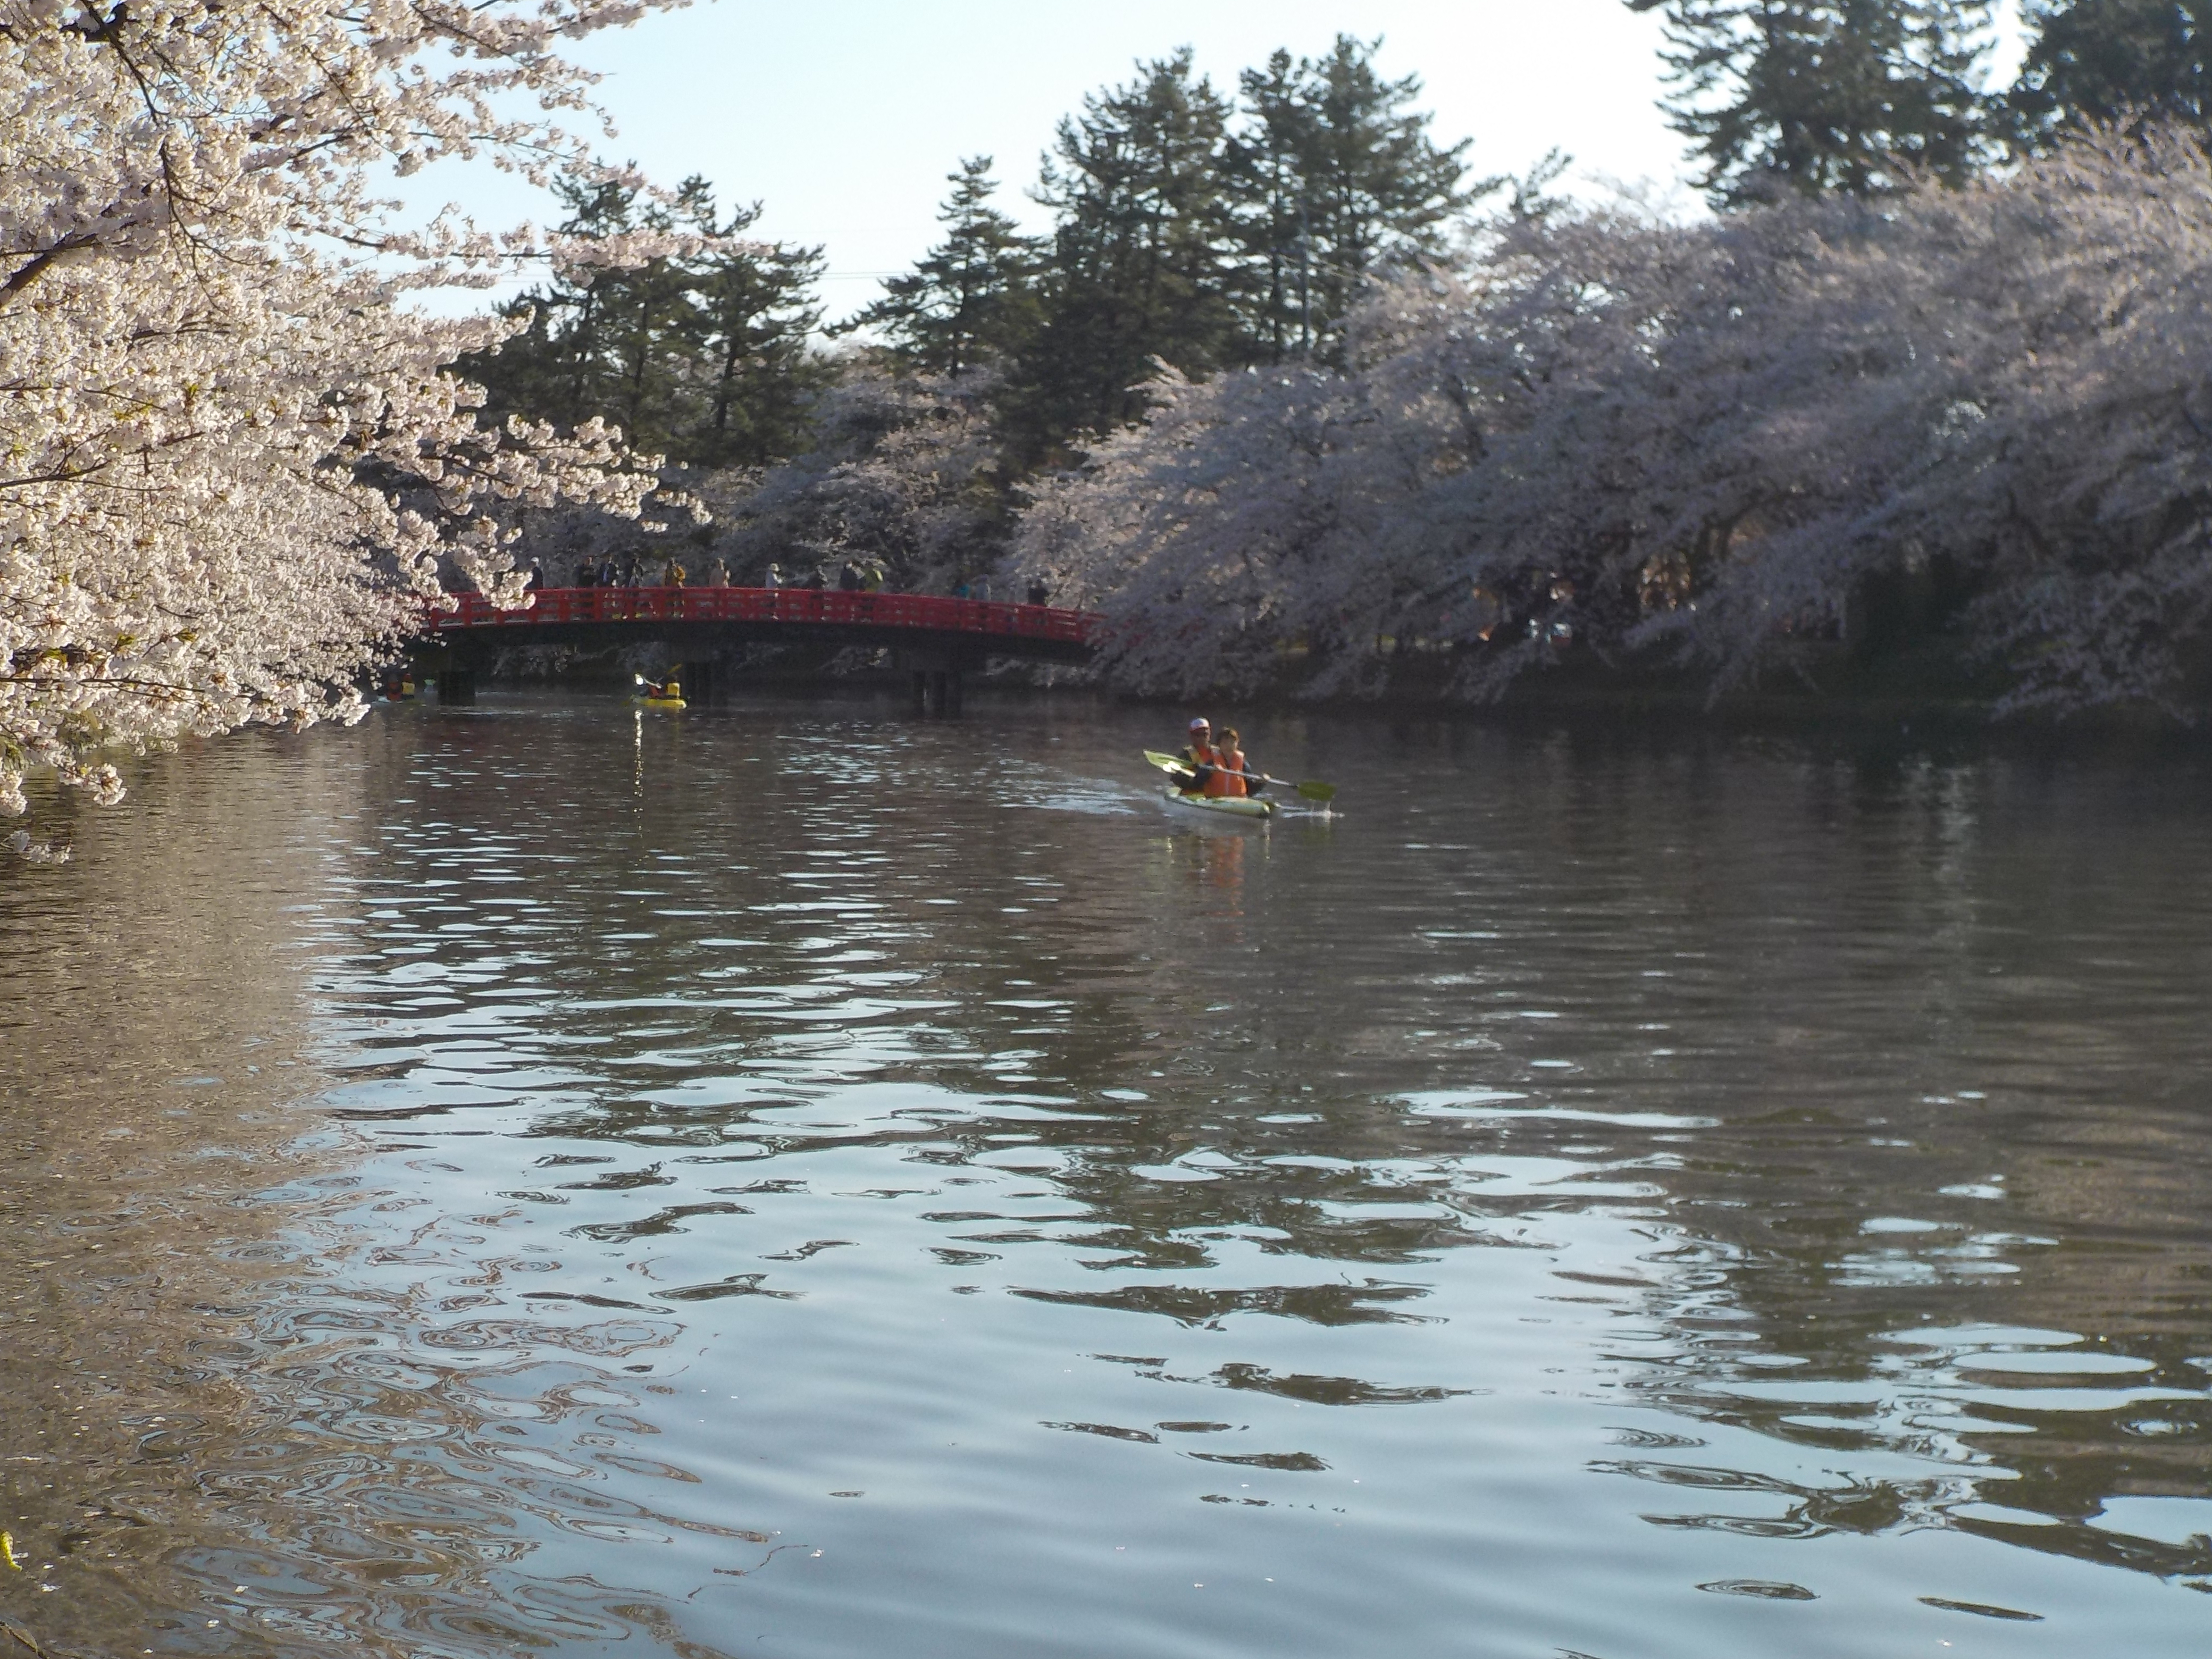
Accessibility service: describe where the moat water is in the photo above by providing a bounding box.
[2,692,2208,1657]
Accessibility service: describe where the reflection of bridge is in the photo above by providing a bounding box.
[415,586,1102,710]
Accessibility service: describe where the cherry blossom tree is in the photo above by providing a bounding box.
[505,364,1009,602]
[1024,124,2212,718]
[698,366,1012,593]
[1,0,688,851]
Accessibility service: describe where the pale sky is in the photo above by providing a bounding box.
[408,0,2030,321]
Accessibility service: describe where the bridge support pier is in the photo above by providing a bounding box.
[898,644,975,716]
[910,669,962,715]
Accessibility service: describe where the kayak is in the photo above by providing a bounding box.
[1160,786,1277,820]
[631,695,687,710]
[1141,747,1336,816]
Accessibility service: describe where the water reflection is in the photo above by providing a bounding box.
[2,698,2209,1656]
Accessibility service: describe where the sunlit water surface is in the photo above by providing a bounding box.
[2,693,2209,1658]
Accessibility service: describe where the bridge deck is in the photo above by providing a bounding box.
[429,586,1098,653]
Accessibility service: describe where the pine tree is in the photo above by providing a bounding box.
[466,176,639,437]
[1227,36,1481,361]
[464,173,827,468]
[679,182,830,468]
[2009,1,2212,148]
[1627,1,1996,205]
[1229,51,1313,364]
[598,182,706,461]
[847,158,1044,375]
[1004,51,1242,461]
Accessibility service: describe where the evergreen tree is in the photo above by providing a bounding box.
[1228,36,1480,361]
[1627,1,1996,205]
[2009,1,2212,147]
[1004,51,1242,461]
[598,181,707,461]
[465,171,826,468]
[680,183,831,468]
[1230,50,1314,363]
[846,158,1044,375]
[466,176,639,438]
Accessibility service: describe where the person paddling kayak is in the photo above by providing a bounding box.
[1177,717,1220,793]
[1142,735,1336,814]
[1172,718,1268,799]
[1209,727,1262,798]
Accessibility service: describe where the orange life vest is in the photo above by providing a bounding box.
[1206,746,1246,797]
[1182,741,1218,792]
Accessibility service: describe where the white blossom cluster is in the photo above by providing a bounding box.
[1021,127,2212,717]
[1,0,683,845]
[705,368,1009,591]
[516,367,1010,593]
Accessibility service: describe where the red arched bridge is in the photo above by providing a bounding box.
[414,585,1102,708]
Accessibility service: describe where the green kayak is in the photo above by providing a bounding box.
[1160,786,1278,820]
[1141,748,1336,818]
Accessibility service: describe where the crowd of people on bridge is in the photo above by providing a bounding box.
[760,560,887,593]
[516,555,1053,607]
[538,554,898,593]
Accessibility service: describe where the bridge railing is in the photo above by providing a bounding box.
[428,586,1099,646]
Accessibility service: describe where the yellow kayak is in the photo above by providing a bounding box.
[631,696,687,710]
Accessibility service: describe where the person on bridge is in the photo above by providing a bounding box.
[703,555,730,587]
[662,556,687,588]
[764,562,783,590]
[861,562,885,593]
[837,560,861,592]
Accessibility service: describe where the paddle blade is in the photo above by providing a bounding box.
[1296,780,1337,803]
[1142,749,1189,773]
